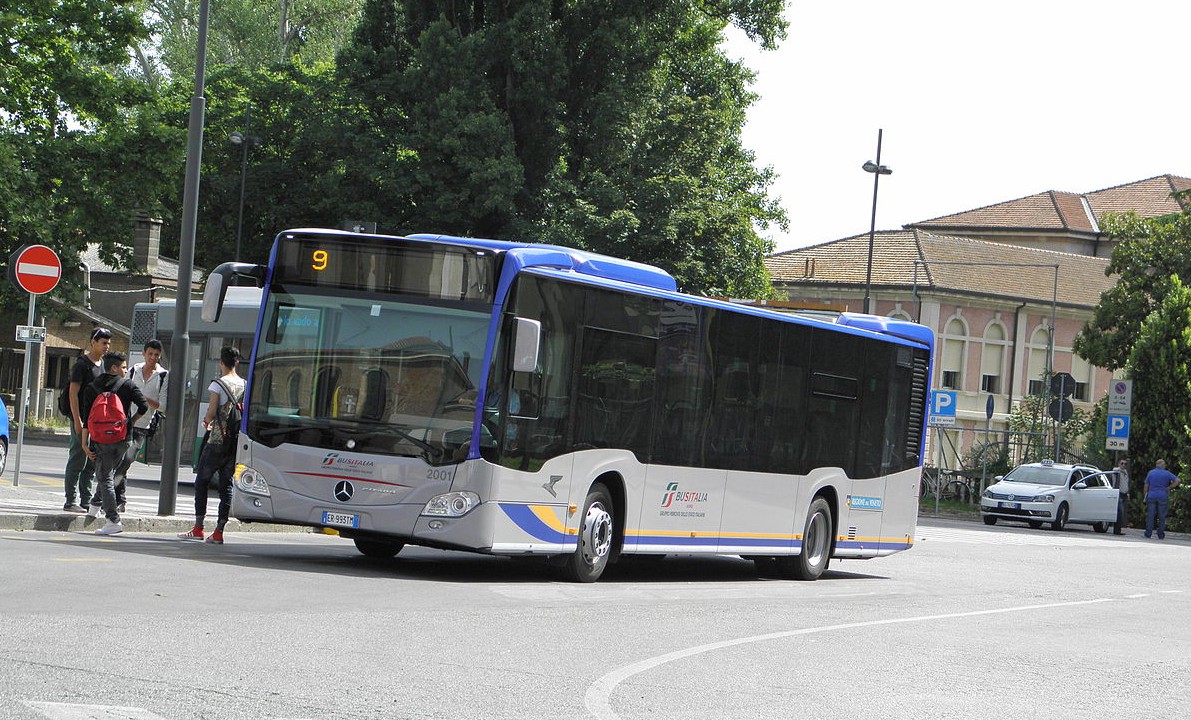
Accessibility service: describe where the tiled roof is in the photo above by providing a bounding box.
[911,174,1190,232]
[764,230,1114,308]
[83,243,205,283]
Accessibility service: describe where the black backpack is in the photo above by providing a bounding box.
[58,356,96,418]
[207,378,244,455]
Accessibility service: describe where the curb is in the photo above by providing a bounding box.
[0,511,308,535]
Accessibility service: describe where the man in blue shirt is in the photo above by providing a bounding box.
[1143,459,1181,540]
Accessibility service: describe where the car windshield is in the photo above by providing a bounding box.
[1002,466,1070,486]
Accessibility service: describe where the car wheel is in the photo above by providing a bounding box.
[775,497,833,580]
[1027,520,1043,529]
[0,438,7,476]
[560,483,615,582]
[1093,522,1109,534]
[1051,503,1069,531]
[982,515,997,525]
[353,538,404,559]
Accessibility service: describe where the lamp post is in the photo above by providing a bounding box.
[861,129,892,314]
[229,105,258,263]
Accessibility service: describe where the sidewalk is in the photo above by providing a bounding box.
[0,435,304,536]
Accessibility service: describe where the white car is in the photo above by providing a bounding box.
[980,460,1120,532]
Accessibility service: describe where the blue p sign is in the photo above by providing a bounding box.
[930,390,957,426]
[1107,414,1130,438]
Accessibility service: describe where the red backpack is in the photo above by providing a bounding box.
[88,379,129,444]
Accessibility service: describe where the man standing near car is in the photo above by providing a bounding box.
[1143,459,1180,540]
[1113,458,1130,535]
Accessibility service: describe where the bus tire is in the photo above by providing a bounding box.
[561,483,615,583]
[353,538,404,559]
[776,497,833,581]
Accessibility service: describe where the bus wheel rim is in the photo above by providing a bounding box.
[805,512,829,566]
[581,503,612,566]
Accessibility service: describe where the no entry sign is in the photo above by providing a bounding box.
[7,244,62,295]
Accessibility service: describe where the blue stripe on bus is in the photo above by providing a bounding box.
[498,504,571,544]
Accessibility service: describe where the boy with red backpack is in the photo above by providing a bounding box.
[80,351,150,536]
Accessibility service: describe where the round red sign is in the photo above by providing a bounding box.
[8,244,62,295]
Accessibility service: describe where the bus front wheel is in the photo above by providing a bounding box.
[353,538,404,559]
[561,483,614,583]
[776,497,833,581]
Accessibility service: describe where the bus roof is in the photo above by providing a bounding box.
[276,229,929,349]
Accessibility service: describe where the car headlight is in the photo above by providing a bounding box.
[1033,494,1055,503]
[234,465,270,496]
[422,491,480,517]
[982,489,994,499]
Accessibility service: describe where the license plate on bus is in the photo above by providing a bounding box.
[999,501,1020,510]
[322,511,360,528]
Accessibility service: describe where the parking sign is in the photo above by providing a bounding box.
[930,390,957,426]
[1106,414,1130,451]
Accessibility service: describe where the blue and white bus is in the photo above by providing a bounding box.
[203,228,933,581]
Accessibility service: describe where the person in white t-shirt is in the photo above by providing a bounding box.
[108,339,168,506]
[179,346,245,545]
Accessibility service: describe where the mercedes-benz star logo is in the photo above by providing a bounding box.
[334,480,354,502]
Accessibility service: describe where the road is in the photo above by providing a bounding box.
[1,516,1188,720]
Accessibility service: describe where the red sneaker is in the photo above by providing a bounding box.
[205,530,224,545]
[178,527,204,540]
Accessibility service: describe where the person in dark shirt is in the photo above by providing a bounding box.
[80,351,149,536]
[62,327,111,512]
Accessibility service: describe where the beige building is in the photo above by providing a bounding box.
[765,174,1190,470]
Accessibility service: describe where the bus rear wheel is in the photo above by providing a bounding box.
[561,483,614,583]
[353,538,405,559]
[775,497,833,581]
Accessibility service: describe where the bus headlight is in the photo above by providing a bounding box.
[422,491,480,517]
[235,465,271,497]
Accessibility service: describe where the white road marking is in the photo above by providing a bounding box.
[584,596,1118,720]
[24,701,169,720]
[916,525,1129,547]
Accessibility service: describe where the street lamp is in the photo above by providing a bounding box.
[861,129,892,315]
[229,105,259,262]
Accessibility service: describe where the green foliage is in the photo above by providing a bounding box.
[1124,274,1191,480]
[1074,212,1191,371]
[962,439,1012,479]
[1078,397,1113,471]
[144,0,366,81]
[1006,388,1093,464]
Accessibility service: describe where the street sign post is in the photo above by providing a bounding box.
[6,244,63,487]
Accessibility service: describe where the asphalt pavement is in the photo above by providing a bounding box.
[0,432,305,537]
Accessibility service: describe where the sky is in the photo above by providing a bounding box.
[722,0,1190,253]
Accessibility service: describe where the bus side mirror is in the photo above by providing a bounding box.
[512,318,541,373]
[202,262,267,323]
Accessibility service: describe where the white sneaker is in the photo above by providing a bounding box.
[95,521,123,536]
[86,504,101,518]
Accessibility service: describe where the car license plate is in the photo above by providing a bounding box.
[999,501,1020,510]
[322,511,359,528]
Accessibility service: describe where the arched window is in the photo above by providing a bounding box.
[1027,326,1051,395]
[1071,354,1092,401]
[940,316,968,390]
[980,322,1007,394]
[287,370,302,409]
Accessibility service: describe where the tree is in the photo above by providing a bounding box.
[333,0,789,296]
[1125,274,1191,477]
[142,0,366,82]
[0,1,167,311]
[1074,211,1191,371]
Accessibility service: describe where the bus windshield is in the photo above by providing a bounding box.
[246,289,491,465]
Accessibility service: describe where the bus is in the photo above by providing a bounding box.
[202,228,933,582]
